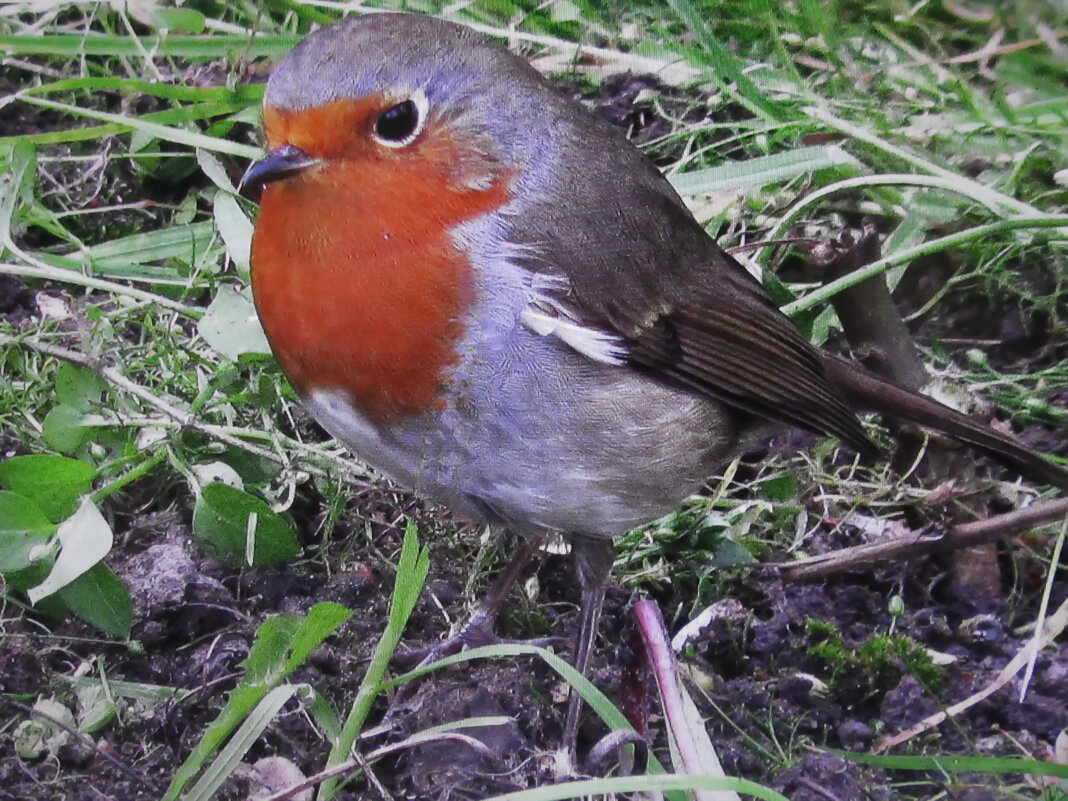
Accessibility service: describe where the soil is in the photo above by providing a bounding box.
[2,63,1067,801]
[3,479,1066,800]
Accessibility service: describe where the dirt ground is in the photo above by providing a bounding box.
[2,72,1067,801]
[2,460,1067,800]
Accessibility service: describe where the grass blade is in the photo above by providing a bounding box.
[317,522,430,800]
[182,684,300,801]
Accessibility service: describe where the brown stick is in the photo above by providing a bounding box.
[812,219,928,390]
[771,498,1068,582]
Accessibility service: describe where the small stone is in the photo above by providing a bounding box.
[246,756,311,801]
[837,719,874,750]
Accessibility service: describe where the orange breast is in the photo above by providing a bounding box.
[250,105,510,423]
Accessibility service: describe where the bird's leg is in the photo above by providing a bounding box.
[449,534,545,649]
[395,535,544,665]
[562,536,615,752]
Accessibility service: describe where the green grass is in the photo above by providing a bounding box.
[2,1,1067,799]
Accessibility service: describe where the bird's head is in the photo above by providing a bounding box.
[241,13,558,200]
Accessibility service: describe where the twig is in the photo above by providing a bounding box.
[872,594,1068,753]
[256,724,499,801]
[813,218,1003,597]
[6,332,290,461]
[812,219,928,389]
[906,28,1067,68]
[772,498,1068,582]
[725,237,820,256]
[782,216,1068,317]
[352,750,393,801]
[0,57,67,79]
[459,21,701,86]
[0,259,196,316]
[257,759,360,801]
[796,776,842,801]
[801,108,1043,217]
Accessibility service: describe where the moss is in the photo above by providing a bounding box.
[806,620,944,691]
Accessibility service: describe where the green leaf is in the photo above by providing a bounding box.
[197,286,270,361]
[184,685,301,801]
[151,8,207,34]
[761,475,797,502]
[18,76,260,105]
[668,0,789,122]
[549,0,582,22]
[84,220,217,266]
[468,775,788,800]
[196,149,237,193]
[710,538,757,568]
[162,603,351,801]
[381,642,690,796]
[241,614,301,686]
[53,363,105,411]
[280,603,353,673]
[832,748,1068,780]
[76,682,118,733]
[0,454,96,522]
[42,404,96,453]
[40,221,218,281]
[14,698,75,759]
[17,95,260,158]
[3,554,55,591]
[212,192,253,281]
[0,490,56,576]
[305,690,342,745]
[0,33,298,61]
[192,483,300,566]
[669,145,859,197]
[58,563,132,638]
[238,602,353,686]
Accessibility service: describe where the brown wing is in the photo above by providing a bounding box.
[508,119,874,456]
[623,250,876,456]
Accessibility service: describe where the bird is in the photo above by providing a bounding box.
[241,12,1068,749]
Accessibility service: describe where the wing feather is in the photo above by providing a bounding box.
[508,112,875,456]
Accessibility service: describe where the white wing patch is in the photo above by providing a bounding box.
[522,274,629,366]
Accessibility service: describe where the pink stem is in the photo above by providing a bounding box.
[633,599,702,774]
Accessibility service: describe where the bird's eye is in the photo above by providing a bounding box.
[373,99,423,147]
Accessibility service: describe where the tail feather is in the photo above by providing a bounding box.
[819,353,1068,493]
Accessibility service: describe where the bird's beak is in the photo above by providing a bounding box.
[239,144,319,197]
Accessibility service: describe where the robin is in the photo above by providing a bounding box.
[241,13,1067,747]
